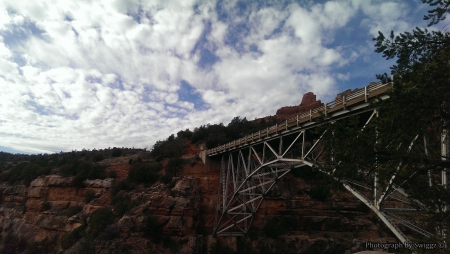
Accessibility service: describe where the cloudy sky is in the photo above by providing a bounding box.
[0,0,445,154]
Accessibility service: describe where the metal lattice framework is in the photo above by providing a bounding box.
[209,81,448,243]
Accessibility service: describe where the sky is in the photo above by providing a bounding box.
[0,0,447,154]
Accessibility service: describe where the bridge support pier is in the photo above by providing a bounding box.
[200,150,222,171]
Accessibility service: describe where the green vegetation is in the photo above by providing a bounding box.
[263,217,288,238]
[41,201,51,211]
[150,116,277,159]
[111,179,135,196]
[88,208,115,237]
[66,206,83,217]
[161,158,184,184]
[208,241,235,254]
[290,167,321,181]
[60,226,86,250]
[85,190,96,203]
[308,184,331,201]
[142,215,163,243]
[0,148,144,186]
[319,0,450,222]
[111,193,134,218]
[108,169,117,178]
[111,148,122,157]
[0,162,51,186]
[0,233,56,254]
[91,153,104,162]
[128,161,161,184]
[72,162,107,187]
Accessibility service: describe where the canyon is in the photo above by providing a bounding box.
[0,146,397,253]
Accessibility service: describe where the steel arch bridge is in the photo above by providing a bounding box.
[204,81,449,244]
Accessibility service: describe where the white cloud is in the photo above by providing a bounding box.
[359,1,412,36]
[0,0,428,153]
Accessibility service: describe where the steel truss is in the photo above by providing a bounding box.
[213,109,448,244]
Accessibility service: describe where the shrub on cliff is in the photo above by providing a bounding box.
[128,162,161,184]
[111,147,122,157]
[0,162,51,187]
[60,226,86,250]
[290,167,320,181]
[42,201,51,211]
[111,193,133,217]
[108,169,117,178]
[263,217,289,239]
[143,215,163,243]
[0,233,27,254]
[92,153,104,162]
[85,190,95,203]
[161,158,184,184]
[66,206,83,217]
[151,136,187,160]
[111,179,135,196]
[89,208,115,237]
[72,162,107,186]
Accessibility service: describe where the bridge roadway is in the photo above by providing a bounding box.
[206,81,391,157]
[206,80,446,244]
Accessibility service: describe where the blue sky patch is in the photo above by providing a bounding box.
[178,80,207,110]
[1,19,46,48]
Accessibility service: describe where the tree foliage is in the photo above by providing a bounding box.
[320,0,450,238]
[372,0,450,202]
[89,208,115,237]
[128,161,161,184]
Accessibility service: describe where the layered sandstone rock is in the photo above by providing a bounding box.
[0,153,397,253]
[276,92,323,119]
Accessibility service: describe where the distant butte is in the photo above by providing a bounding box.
[275,92,323,120]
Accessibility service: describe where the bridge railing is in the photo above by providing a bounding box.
[206,80,392,155]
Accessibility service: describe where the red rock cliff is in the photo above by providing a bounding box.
[276,92,323,119]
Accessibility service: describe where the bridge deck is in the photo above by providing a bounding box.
[207,81,392,156]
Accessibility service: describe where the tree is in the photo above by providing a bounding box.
[320,0,450,241]
[111,147,122,157]
[372,0,450,207]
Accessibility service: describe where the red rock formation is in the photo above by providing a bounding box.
[276,92,323,119]
[0,146,399,253]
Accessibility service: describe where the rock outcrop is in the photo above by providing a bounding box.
[276,92,323,119]
[0,152,397,253]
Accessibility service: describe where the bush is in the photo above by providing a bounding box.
[161,158,184,184]
[66,206,83,217]
[1,233,27,254]
[111,179,135,196]
[111,193,133,218]
[92,153,104,162]
[0,162,52,186]
[165,158,183,177]
[290,167,320,181]
[143,215,163,243]
[151,137,187,159]
[42,201,51,211]
[128,162,161,184]
[108,170,117,179]
[89,208,115,237]
[111,148,122,157]
[309,184,331,201]
[24,237,57,254]
[98,224,120,241]
[60,226,85,250]
[76,237,95,254]
[72,163,106,187]
[263,217,288,238]
[208,241,235,254]
[85,190,95,203]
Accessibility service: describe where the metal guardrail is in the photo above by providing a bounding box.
[207,81,392,155]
